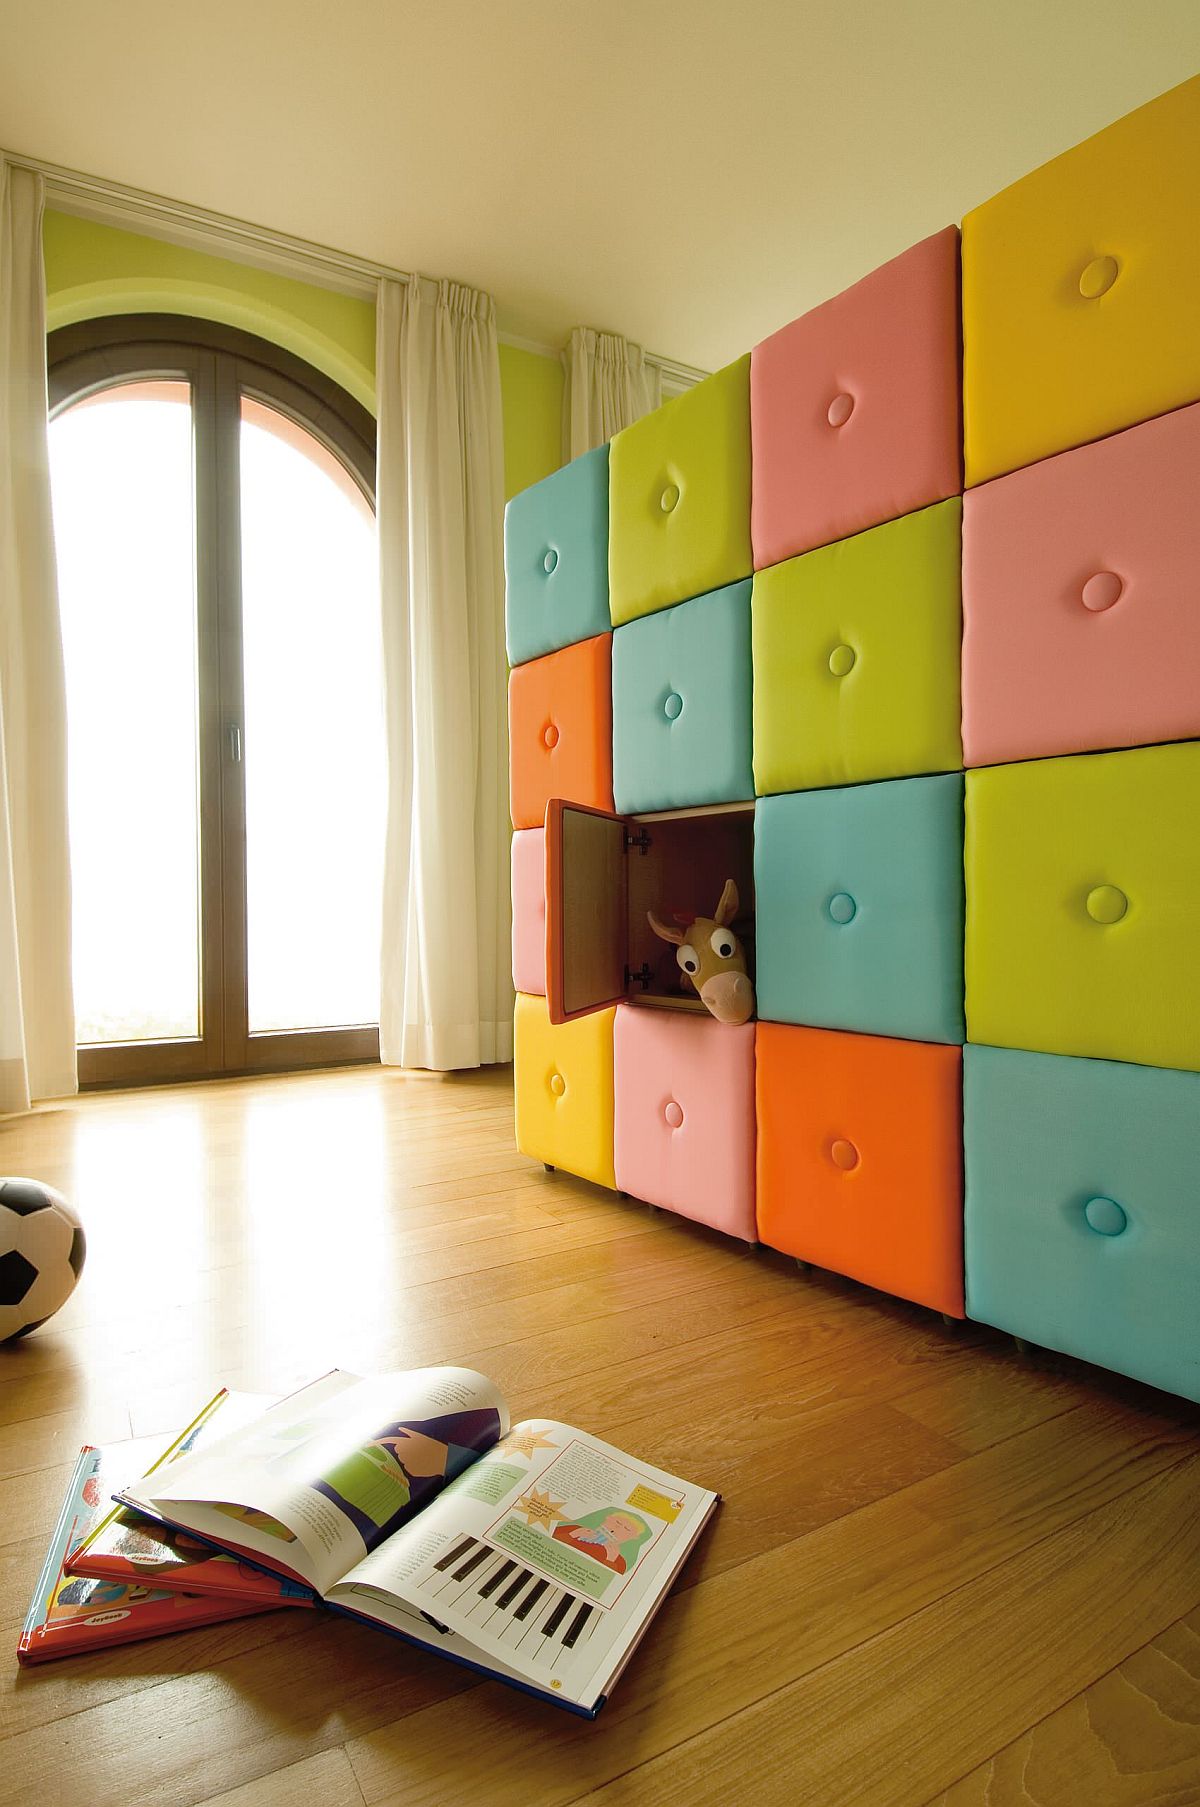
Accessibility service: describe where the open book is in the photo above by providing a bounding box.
[18,1438,277,1665]
[67,1390,313,1607]
[118,1367,717,1716]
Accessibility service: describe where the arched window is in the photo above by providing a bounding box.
[48,316,383,1085]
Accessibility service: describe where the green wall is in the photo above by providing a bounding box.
[498,343,563,500]
[42,211,562,499]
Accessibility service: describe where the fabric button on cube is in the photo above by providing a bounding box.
[508,634,613,831]
[753,499,962,795]
[504,444,610,666]
[1078,254,1119,300]
[962,402,1200,767]
[965,742,1200,1072]
[614,1007,757,1240]
[514,993,615,1189]
[1084,1196,1127,1236]
[964,1045,1200,1401]
[755,774,965,1045]
[962,76,1200,484]
[611,580,753,813]
[757,1024,964,1317]
[608,357,751,626]
[1080,572,1122,613]
[510,828,546,996]
[750,226,961,567]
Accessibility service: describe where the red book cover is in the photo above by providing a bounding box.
[66,1391,312,1609]
[17,1443,272,1665]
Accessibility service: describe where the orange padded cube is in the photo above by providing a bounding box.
[756,1023,964,1317]
[508,634,614,832]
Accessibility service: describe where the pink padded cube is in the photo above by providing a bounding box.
[751,227,961,567]
[614,1006,757,1242]
[962,402,1200,767]
[511,828,546,996]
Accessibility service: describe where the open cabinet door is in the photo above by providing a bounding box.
[545,799,629,1023]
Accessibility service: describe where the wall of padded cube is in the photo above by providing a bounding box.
[503,78,1200,1405]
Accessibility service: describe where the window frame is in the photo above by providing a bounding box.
[48,314,381,1087]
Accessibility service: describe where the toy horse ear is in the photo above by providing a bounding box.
[647,910,685,946]
[714,879,739,927]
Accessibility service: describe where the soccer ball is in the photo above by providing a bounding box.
[0,1178,86,1343]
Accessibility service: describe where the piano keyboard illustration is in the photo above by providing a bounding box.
[421,1534,599,1667]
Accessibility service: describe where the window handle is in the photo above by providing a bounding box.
[228,723,242,763]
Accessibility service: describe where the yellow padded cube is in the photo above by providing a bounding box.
[609,357,751,626]
[513,993,616,1188]
[963,76,1200,485]
[753,499,962,794]
[965,743,1200,1073]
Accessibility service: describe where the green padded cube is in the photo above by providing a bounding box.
[965,742,1200,1073]
[609,357,751,627]
[753,499,963,795]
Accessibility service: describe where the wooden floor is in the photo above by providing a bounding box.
[1,1066,1198,1806]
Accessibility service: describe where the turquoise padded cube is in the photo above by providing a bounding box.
[505,444,609,666]
[612,581,753,814]
[755,775,964,1043]
[964,1044,1200,1403]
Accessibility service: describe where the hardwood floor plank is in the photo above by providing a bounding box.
[1,1608,315,1743]
[196,1745,367,1807]
[2,1066,1197,1807]
[344,1404,1194,1807]
[3,1227,761,1391]
[0,1402,135,1482]
[928,1606,1200,1807]
[566,1455,1200,1807]
[118,1261,808,1448]
[0,1610,474,1806]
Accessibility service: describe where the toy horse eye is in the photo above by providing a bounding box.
[710,930,736,959]
[676,946,700,975]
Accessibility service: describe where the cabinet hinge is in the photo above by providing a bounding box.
[624,827,652,855]
[624,962,653,991]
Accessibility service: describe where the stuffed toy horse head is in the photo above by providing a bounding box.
[647,879,755,1025]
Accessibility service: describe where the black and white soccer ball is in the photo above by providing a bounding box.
[0,1178,86,1343]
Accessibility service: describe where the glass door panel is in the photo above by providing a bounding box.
[238,396,384,1035]
[49,381,201,1045]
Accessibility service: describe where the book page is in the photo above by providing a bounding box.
[19,1441,270,1665]
[70,1390,311,1606]
[121,1367,510,1597]
[328,1421,716,1710]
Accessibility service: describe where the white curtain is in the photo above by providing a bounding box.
[562,326,662,462]
[0,162,75,1112]
[376,275,512,1070]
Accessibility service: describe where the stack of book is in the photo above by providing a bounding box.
[18,1366,717,1717]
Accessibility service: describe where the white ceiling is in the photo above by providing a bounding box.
[2,0,1197,370]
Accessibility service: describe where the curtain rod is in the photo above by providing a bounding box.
[4,147,707,384]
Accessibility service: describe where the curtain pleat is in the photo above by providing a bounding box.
[0,162,76,1111]
[376,275,511,1070]
[562,326,661,462]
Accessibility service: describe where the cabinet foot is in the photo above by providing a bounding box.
[543,1163,555,1175]
[1014,1335,1033,1355]
[941,1312,958,1329]
[794,1259,810,1274]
